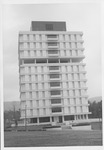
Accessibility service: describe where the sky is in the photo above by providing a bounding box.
[2,3,102,102]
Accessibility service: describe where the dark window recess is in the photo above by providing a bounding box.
[52,117,54,122]
[59,116,62,123]
[50,74,60,78]
[60,59,69,63]
[39,117,50,123]
[64,115,74,121]
[48,50,58,54]
[30,118,37,123]
[48,42,58,46]
[46,24,53,31]
[36,59,47,63]
[52,107,62,113]
[49,66,59,70]
[51,99,61,104]
[48,59,59,63]
[51,90,61,95]
[47,35,57,38]
[24,59,34,64]
[50,82,60,87]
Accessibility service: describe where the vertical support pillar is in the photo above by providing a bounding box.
[37,118,39,125]
[34,59,36,64]
[59,58,60,63]
[86,114,88,120]
[50,117,52,125]
[83,114,85,120]
[70,59,72,63]
[74,115,76,121]
[76,115,77,120]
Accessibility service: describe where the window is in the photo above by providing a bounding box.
[51,90,61,95]
[46,24,53,31]
[48,50,58,54]
[52,107,62,113]
[51,99,61,104]
[48,59,59,63]
[47,42,58,46]
[60,59,69,63]
[24,59,34,64]
[36,59,47,63]
[47,35,57,38]
[64,115,74,121]
[50,82,60,87]
[49,66,59,70]
[30,118,37,123]
[39,117,50,123]
[50,74,60,78]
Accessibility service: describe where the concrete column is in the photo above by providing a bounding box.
[37,118,39,125]
[83,114,85,120]
[70,59,72,63]
[50,117,52,124]
[74,115,76,120]
[86,114,88,119]
[59,58,60,63]
[34,59,36,64]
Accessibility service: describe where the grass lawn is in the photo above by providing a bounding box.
[4,130,102,147]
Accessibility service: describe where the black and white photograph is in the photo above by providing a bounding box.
[1,0,103,149]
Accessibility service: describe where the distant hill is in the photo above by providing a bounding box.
[4,101,20,111]
[88,96,102,103]
[4,96,102,111]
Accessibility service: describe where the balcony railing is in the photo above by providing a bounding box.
[50,94,62,98]
[47,37,58,41]
[49,77,61,81]
[50,86,61,90]
[51,111,62,115]
[51,103,62,107]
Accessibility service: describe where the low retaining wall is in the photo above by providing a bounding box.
[46,127,62,131]
[89,118,102,122]
[72,125,92,130]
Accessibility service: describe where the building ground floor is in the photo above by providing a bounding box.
[21,114,90,126]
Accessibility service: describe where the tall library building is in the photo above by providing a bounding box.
[18,21,91,125]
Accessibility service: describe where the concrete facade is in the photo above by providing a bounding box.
[18,21,90,125]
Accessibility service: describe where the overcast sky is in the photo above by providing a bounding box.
[3,3,102,102]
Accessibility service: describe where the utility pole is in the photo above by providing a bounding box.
[13,104,16,129]
[13,104,15,120]
[25,104,27,131]
[13,104,18,131]
[98,108,101,130]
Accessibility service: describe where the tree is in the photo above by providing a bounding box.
[88,100,102,118]
[4,110,21,129]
